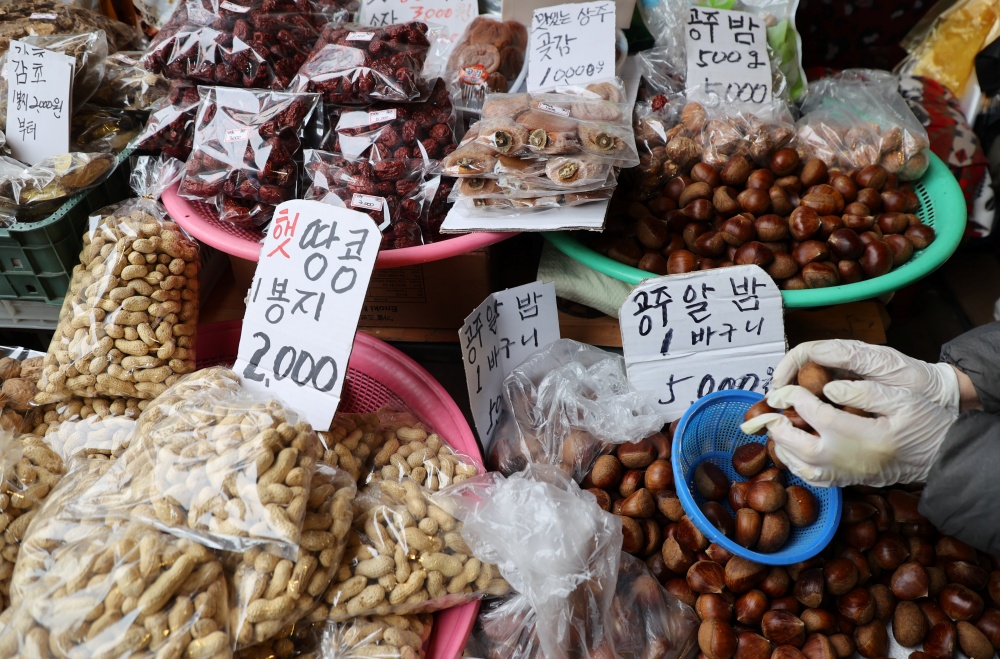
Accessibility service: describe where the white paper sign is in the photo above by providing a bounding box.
[461,281,561,447]
[684,7,772,106]
[620,265,785,421]
[359,0,477,44]
[235,200,380,431]
[528,1,616,91]
[5,41,74,165]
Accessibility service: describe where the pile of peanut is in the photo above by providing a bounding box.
[36,208,199,402]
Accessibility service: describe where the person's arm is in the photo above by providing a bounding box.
[941,321,1000,413]
[919,411,1000,555]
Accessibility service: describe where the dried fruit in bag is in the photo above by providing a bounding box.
[441,139,497,177]
[477,118,530,155]
[578,123,632,160]
[71,105,145,154]
[37,157,199,403]
[0,152,117,221]
[89,50,170,111]
[291,22,432,106]
[142,0,320,90]
[136,81,201,161]
[517,111,579,156]
[179,87,320,208]
[447,17,526,110]
[0,0,139,59]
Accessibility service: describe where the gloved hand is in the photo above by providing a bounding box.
[740,382,957,487]
[772,340,962,414]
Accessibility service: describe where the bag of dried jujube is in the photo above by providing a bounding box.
[290,21,432,106]
[36,156,199,403]
[178,87,321,222]
[136,81,201,161]
[81,367,325,559]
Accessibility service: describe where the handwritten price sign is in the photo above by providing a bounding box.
[236,200,380,431]
[620,265,786,421]
[684,7,772,106]
[5,40,73,164]
[527,0,615,91]
[359,0,477,44]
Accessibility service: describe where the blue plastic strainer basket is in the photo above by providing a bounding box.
[672,390,842,565]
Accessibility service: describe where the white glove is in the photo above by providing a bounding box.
[772,340,961,414]
[740,382,957,487]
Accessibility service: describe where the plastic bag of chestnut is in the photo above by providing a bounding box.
[487,339,669,482]
[796,69,931,181]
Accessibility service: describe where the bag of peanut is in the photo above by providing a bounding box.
[36,156,200,403]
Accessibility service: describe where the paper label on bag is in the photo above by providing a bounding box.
[368,109,396,125]
[236,200,380,431]
[351,194,383,211]
[459,65,488,85]
[346,31,376,41]
[460,281,561,447]
[537,102,571,117]
[359,0,477,46]
[528,1,615,91]
[619,265,786,421]
[5,41,73,165]
[29,12,58,19]
[224,127,250,142]
[684,7,772,106]
[219,1,251,12]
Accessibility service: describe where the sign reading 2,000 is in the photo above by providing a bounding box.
[242,332,338,391]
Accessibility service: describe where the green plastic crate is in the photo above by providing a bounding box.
[0,149,134,304]
[544,151,967,308]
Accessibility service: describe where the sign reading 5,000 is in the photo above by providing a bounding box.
[235,200,380,431]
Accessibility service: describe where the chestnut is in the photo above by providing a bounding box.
[842,213,875,232]
[871,533,910,571]
[700,619,738,659]
[801,608,838,635]
[974,608,1000,648]
[762,611,807,648]
[590,455,623,489]
[801,634,836,659]
[856,165,888,190]
[715,186,743,217]
[837,260,865,284]
[678,515,710,552]
[770,186,794,216]
[733,442,769,477]
[853,620,888,658]
[692,162,722,187]
[958,620,995,659]
[620,488,655,518]
[792,241,830,267]
[747,169,777,190]
[665,576,698,608]
[770,148,800,176]
[736,590,769,626]
[751,467,786,485]
[890,562,929,601]
[940,583,985,621]
[639,252,670,275]
[830,175,858,203]
[669,249,700,274]
[773,646,806,659]
[646,552,670,583]
[928,566,949,596]
[837,587,875,625]
[767,439,787,470]
[794,568,825,609]
[818,215,844,240]
[827,634,854,659]
[657,489,685,521]
[800,159,828,187]
[802,262,841,289]
[823,558,858,596]
[587,488,611,511]
[725,555,768,593]
[855,188,882,213]
[636,216,671,250]
[608,238,642,266]
[893,600,928,648]
[640,517,663,556]
[735,241,775,267]
[786,486,819,527]
[859,241,892,278]
[771,595,801,615]
[722,215,758,246]
[698,592,735,622]
[883,234,914,267]
[842,500,877,524]
[686,199,718,222]
[739,188,772,215]
[736,508,763,548]
[645,459,674,493]
[789,207,821,240]
[680,182,714,208]
[990,570,1000,606]
[736,632,772,659]
[702,501,735,536]
[862,493,893,531]
[689,560,727,594]
[905,223,935,249]
[620,469,644,497]
[662,535,696,573]
[870,583,895,622]
[877,211,909,234]
[768,253,799,280]
[748,481,788,513]
[756,214,790,242]
[935,536,977,562]
[827,228,864,260]
[662,234,687,257]
[706,543,733,565]
[722,156,754,187]
[695,230,728,258]
[621,516,645,554]
[924,622,957,659]
[881,189,909,213]
[695,462,730,501]
[758,510,791,553]
[760,567,792,598]
[730,481,751,511]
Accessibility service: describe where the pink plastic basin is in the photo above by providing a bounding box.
[163,184,515,267]
[196,321,483,659]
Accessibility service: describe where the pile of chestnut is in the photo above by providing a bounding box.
[595,152,937,289]
[581,435,1000,659]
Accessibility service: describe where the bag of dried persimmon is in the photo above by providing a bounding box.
[36,156,199,403]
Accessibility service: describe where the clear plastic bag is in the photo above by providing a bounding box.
[0,31,109,130]
[795,69,931,181]
[324,477,509,620]
[136,81,201,161]
[0,432,65,611]
[632,92,685,198]
[178,87,321,209]
[325,79,457,161]
[469,551,700,659]
[2,458,232,659]
[452,160,617,200]
[89,50,172,111]
[473,82,639,167]
[81,367,325,558]
[305,614,434,659]
[36,156,200,402]
[290,22,434,106]
[487,339,670,481]
[0,0,140,60]
[34,397,147,455]
[71,105,146,154]
[695,94,796,167]
[445,16,528,111]
[142,1,320,90]
[231,465,356,649]
[0,152,117,221]
[636,0,806,101]
[442,466,622,659]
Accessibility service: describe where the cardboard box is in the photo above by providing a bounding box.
[359,249,495,330]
